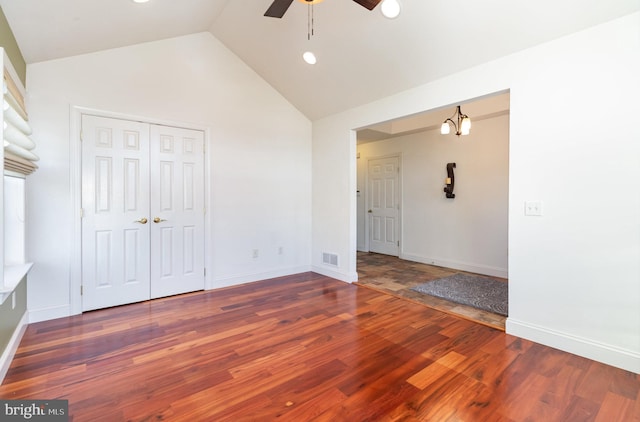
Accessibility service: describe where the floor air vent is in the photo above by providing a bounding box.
[322,252,339,267]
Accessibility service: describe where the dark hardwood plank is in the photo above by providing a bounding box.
[0,272,638,421]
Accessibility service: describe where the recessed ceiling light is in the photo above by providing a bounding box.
[381,0,401,19]
[303,51,317,65]
[132,0,150,3]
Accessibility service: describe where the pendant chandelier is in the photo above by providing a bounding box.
[441,105,471,136]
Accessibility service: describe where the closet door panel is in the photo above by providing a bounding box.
[149,125,205,298]
[81,115,151,311]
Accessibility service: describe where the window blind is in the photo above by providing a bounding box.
[3,70,38,176]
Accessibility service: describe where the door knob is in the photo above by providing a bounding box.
[368,209,372,213]
[153,217,167,223]
[135,217,148,224]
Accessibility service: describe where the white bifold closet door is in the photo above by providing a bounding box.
[81,115,205,312]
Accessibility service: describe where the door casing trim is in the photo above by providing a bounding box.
[69,106,213,315]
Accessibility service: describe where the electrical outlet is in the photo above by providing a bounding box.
[525,200,543,216]
[252,249,259,259]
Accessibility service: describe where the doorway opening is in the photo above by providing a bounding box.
[355,92,510,328]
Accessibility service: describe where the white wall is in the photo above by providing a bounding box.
[312,13,640,373]
[357,113,509,277]
[25,32,312,321]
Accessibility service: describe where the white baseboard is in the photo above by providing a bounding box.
[28,304,71,323]
[507,318,640,374]
[211,265,312,290]
[310,265,357,283]
[400,253,508,278]
[0,311,28,384]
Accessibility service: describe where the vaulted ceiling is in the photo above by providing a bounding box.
[1,0,638,120]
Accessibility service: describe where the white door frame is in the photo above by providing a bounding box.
[69,106,213,316]
[364,153,402,255]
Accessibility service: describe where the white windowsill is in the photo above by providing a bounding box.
[1,263,33,304]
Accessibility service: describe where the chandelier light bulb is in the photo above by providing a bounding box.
[461,117,471,135]
[440,122,450,135]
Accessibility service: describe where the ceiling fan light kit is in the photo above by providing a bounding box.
[303,51,317,64]
[263,0,394,64]
[381,0,401,19]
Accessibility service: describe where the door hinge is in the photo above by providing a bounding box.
[397,241,399,246]
[204,268,206,276]
[80,285,83,295]
[80,208,84,218]
[80,131,83,142]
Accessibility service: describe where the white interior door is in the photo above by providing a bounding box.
[81,115,205,311]
[81,115,151,311]
[368,156,400,256]
[149,125,205,299]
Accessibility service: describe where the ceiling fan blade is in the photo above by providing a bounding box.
[352,0,383,11]
[264,0,295,18]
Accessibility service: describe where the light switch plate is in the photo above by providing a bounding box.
[525,200,543,216]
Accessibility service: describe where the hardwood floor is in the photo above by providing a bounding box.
[1,273,638,421]
[357,252,507,330]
